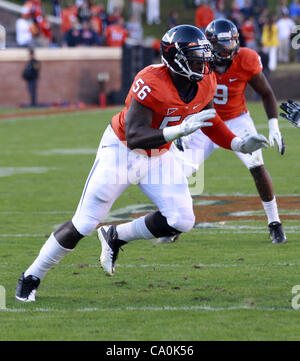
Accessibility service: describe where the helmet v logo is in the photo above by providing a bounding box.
[165,31,176,44]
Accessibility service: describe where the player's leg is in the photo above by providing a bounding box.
[98,150,195,275]
[229,113,286,243]
[157,129,215,243]
[16,126,131,301]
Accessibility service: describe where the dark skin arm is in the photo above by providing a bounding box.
[248,72,278,119]
[125,97,167,150]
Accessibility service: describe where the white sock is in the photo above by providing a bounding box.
[262,197,281,224]
[116,216,154,242]
[24,233,72,280]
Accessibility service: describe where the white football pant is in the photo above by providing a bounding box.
[72,125,195,236]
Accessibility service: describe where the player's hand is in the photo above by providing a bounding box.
[163,109,216,142]
[232,134,269,154]
[179,109,216,136]
[268,118,285,155]
[280,100,300,128]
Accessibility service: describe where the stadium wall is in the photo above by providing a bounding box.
[0,47,299,107]
[0,47,122,106]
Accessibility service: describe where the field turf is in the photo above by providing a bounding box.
[0,103,300,341]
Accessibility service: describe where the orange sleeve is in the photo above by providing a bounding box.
[240,48,263,81]
[130,69,164,110]
[201,113,236,150]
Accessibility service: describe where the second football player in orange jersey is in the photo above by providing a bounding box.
[167,19,286,244]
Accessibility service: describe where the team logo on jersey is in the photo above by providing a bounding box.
[167,108,178,115]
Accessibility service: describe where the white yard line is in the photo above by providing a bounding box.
[0,305,293,313]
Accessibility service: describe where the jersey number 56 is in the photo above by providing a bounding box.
[132,78,152,100]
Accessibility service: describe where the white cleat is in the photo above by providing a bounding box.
[157,234,180,244]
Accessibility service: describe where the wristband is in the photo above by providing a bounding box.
[163,125,182,142]
[230,136,243,152]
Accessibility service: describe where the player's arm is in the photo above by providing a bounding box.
[125,98,165,149]
[200,104,269,154]
[248,72,285,154]
[125,98,216,150]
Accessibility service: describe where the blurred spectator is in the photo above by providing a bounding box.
[90,5,104,36]
[252,0,268,20]
[60,3,78,34]
[257,8,269,39]
[240,0,253,18]
[146,0,160,25]
[107,0,125,15]
[290,0,300,19]
[22,0,43,20]
[234,0,246,11]
[37,15,54,46]
[126,15,143,42]
[64,18,81,46]
[241,16,256,49]
[80,20,100,46]
[229,2,242,24]
[131,0,146,23]
[168,10,179,29]
[262,16,279,71]
[16,13,33,47]
[51,0,61,17]
[276,0,290,17]
[195,0,214,32]
[276,13,296,63]
[105,18,128,46]
[77,0,92,23]
[22,48,40,107]
[107,7,123,25]
[214,0,226,20]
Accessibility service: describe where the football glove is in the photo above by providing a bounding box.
[280,100,300,128]
[231,135,269,154]
[163,109,216,142]
[268,118,285,155]
[175,137,184,152]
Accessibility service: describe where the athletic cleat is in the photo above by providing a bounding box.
[98,225,126,276]
[157,234,180,244]
[268,222,287,244]
[15,273,40,302]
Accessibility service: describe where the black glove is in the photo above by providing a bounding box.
[280,100,300,128]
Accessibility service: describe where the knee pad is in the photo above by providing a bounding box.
[167,208,195,233]
[72,214,100,236]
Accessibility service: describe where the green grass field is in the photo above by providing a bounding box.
[0,102,300,341]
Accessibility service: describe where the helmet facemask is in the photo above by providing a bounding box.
[210,32,239,72]
[162,41,214,82]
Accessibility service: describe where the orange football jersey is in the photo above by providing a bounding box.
[111,64,236,156]
[213,47,263,121]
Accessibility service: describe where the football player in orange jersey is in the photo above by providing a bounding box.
[15,25,268,302]
[159,19,286,244]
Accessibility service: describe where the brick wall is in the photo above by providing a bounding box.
[0,47,122,106]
